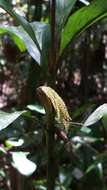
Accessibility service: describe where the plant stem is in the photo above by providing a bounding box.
[37,88,56,190]
[46,1,57,187]
[49,0,56,75]
[47,110,56,190]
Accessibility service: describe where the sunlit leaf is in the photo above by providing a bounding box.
[27,104,46,114]
[60,0,107,54]
[0,146,7,154]
[79,0,90,5]
[5,138,24,147]
[0,26,26,52]
[11,152,37,176]
[0,0,40,51]
[31,22,50,66]
[81,126,91,133]
[0,22,49,64]
[0,110,26,131]
[84,104,107,127]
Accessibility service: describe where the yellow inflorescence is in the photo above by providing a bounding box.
[38,86,71,130]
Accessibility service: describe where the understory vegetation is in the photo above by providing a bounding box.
[0,0,107,190]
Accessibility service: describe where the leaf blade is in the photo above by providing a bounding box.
[83,104,107,127]
[0,110,26,131]
[60,0,107,54]
[11,152,37,176]
[56,0,77,33]
[0,26,26,52]
[0,0,41,52]
[0,22,49,64]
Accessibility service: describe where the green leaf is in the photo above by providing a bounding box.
[11,152,37,176]
[27,104,46,114]
[102,115,107,129]
[59,166,73,188]
[5,138,24,148]
[0,26,26,52]
[41,24,50,71]
[0,110,26,131]
[56,0,77,33]
[60,0,107,54]
[86,153,107,174]
[81,126,91,133]
[0,0,40,50]
[83,104,107,127]
[0,22,49,64]
[79,0,90,6]
[0,24,40,63]
[31,22,50,66]
[86,162,104,182]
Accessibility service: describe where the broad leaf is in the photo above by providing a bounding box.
[60,0,107,54]
[0,0,40,52]
[0,24,40,63]
[0,22,49,64]
[0,110,26,131]
[56,0,77,33]
[31,22,50,67]
[41,24,50,71]
[0,27,26,52]
[83,104,107,127]
[11,152,37,176]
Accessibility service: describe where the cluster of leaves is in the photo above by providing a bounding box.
[1,0,107,67]
[0,102,107,189]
